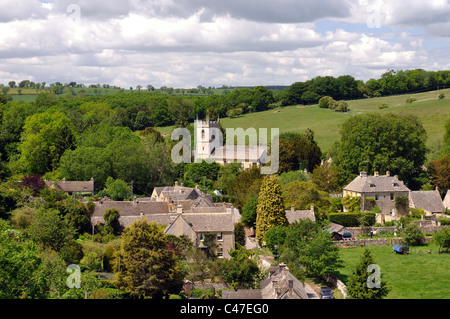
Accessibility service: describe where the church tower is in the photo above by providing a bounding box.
[194,115,221,161]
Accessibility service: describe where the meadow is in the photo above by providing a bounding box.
[336,243,450,299]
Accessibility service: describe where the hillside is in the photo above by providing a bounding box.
[159,88,450,161]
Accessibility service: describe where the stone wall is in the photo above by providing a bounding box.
[335,238,389,247]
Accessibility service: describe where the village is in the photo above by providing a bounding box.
[40,116,450,300]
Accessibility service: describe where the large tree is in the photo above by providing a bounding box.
[333,113,428,189]
[255,175,288,244]
[15,111,76,174]
[115,219,184,298]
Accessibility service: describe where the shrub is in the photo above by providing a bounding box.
[406,96,417,103]
[440,219,450,226]
[318,96,335,108]
[334,101,348,112]
[328,213,361,227]
[378,103,389,109]
[401,223,424,246]
[438,93,445,100]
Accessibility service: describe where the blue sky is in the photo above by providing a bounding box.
[1,0,450,88]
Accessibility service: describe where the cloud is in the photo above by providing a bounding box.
[0,0,448,88]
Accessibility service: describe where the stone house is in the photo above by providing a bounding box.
[91,185,238,259]
[443,190,450,210]
[409,189,445,216]
[343,171,410,216]
[45,177,94,196]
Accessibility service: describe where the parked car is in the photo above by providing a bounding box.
[320,287,334,299]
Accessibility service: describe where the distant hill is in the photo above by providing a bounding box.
[157,88,450,162]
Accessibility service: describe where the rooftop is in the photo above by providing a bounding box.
[344,171,410,193]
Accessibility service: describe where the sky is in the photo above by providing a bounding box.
[1,0,450,89]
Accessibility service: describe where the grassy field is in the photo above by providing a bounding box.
[157,88,450,160]
[336,243,450,299]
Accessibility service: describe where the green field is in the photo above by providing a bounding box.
[158,88,450,160]
[336,244,450,299]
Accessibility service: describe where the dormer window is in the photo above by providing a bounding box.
[393,183,399,187]
[369,183,375,187]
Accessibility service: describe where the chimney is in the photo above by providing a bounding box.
[291,205,295,212]
[360,171,367,178]
[133,196,137,204]
[195,184,199,189]
[386,171,390,177]
[174,181,178,187]
[62,177,66,183]
[310,205,315,213]
[374,171,379,177]
[394,175,399,179]
[176,203,183,214]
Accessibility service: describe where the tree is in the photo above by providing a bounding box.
[255,175,288,244]
[103,208,121,235]
[428,155,450,197]
[401,223,424,246]
[297,229,342,277]
[433,227,450,254]
[15,111,76,174]
[334,113,428,189]
[346,248,390,299]
[282,181,329,211]
[241,196,258,227]
[228,166,262,211]
[310,162,340,193]
[26,208,75,252]
[98,177,131,201]
[115,219,184,298]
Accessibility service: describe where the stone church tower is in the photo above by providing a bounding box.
[194,115,222,160]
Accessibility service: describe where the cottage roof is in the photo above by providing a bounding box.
[180,212,235,232]
[92,200,170,217]
[285,209,315,223]
[45,179,94,193]
[409,190,445,213]
[344,172,410,193]
[260,264,308,299]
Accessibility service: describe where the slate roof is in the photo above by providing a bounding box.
[45,179,94,193]
[260,264,308,299]
[285,207,315,223]
[344,172,410,193]
[153,185,207,201]
[409,190,445,213]
[92,200,170,218]
[179,212,235,232]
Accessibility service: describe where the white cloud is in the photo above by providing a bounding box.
[0,0,448,88]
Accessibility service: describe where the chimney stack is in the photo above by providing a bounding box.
[310,205,315,213]
[176,203,183,214]
[174,181,178,187]
[386,171,390,177]
[360,171,367,178]
[291,205,295,212]
[394,175,399,179]
[374,171,379,177]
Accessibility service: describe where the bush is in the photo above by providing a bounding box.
[401,223,424,246]
[440,219,450,226]
[406,96,417,103]
[438,93,445,100]
[378,103,389,109]
[328,213,361,227]
[318,96,335,108]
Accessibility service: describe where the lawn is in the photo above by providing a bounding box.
[336,243,450,299]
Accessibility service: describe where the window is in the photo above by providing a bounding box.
[390,193,394,200]
[199,233,204,241]
[217,232,223,241]
[201,130,205,139]
[375,194,379,200]
[217,248,223,258]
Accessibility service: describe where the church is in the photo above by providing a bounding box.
[193,115,269,169]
